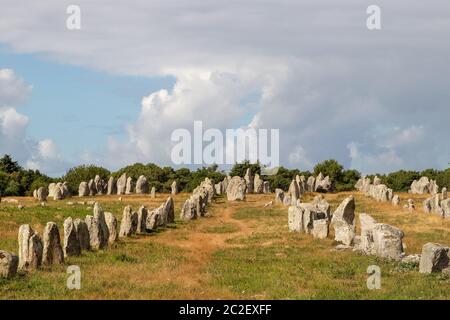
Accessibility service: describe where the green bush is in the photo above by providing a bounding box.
[63,165,110,194]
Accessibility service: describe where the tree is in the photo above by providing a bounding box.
[230,160,261,177]
[0,154,21,174]
[314,159,344,184]
[63,165,110,194]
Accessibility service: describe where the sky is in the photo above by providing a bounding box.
[0,0,449,177]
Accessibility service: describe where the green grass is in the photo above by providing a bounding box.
[233,207,284,220]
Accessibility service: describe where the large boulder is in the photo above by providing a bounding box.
[42,222,64,265]
[0,250,19,279]
[74,218,90,250]
[36,187,48,202]
[18,225,43,270]
[136,175,149,194]
[78,182,89,197]
[244,168,254,194]
[180,197,197,221]
[315,173,332,193]
[116,173,127,195]
[263,181,271,194]
[409,176,432,194]
[94,175,106,195]
[53,186,63,201]
[419,243,450,274]
[331,196,356,246]
[226,176,247,201]
[104,212,118,244]
[163,196,175,224]
[312,219,329,239]
[63,217,81,257]
[372,223,404,261]
[441,199,450,218]
[88,179,96,196]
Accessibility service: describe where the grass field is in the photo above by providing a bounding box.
[1,191,449,299]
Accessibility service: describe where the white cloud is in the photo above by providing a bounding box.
[0,1,449,173]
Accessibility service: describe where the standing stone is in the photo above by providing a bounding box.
[136,175,149,194]
[136,206,148,234]
[392,195,400,206]
[107,176,116,195]
[33,189,38,199]
[307,176,315,192]
[164,196,175,224]
[274,188,284,204]
[119,206,138,237]
[312,219,329,239]
[37,187,48,202]
[104,212,118,244]
[18,225,43,270]
[253,174,264,194]
[180,198,197,221]
[359,213,377,254]
[63,217,81,257]
[331,196,356,246]
[53,187,63,201]
[442,187,448,200]
[429,179,439,196]
[244,168,254,194]
[441,199,450,218]
[85,213,104,251]
[117,173,127,195]
[74,218,90,250]
[171,181,178,195]
[88,179,96,196]
[215,183,223,195]
[150,186,156,198]
[146,210,161,230]
[226,176,247,201]
[373,176,381,186]
[263,181,271,194]
[42,222,64,265]
[372,223,404,261]
[315,174,332,193]
[93,202,109,249]
[94,175,106,195]
[419,243,450,274]
[423,198,432,213]
[78,182,89,197]
[288,206,304,232]
[125,177,134,194]
[0,250,19,279]
[287,179,300,205]
[48,183,57,198]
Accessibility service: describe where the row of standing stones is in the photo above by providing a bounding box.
[285,191,450,276]
[355,176,450,218]
[0,196,176,279]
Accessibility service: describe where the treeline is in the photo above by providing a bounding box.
[0,154,449,197]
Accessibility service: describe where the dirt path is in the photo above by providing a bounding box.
[149,204,254,297]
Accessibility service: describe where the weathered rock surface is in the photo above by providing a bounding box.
[253,174,264,194]
[18,225,43,270]
[275,188,284,204]
[136,175,149,194]
[136,206,148,234]
[359,213,377,254]
[244,168,254,194]
[171,180,178,195]
[0,250,19,278]
[119,206,138,237]
[74,218,90,250]
[226,176,247,201]
[78,181,89,197]
[107,176,116,195]
[125,177,134,194]
[42,222,64,265]
[372,223,404,261]
[419,243,449,274]
[288,206,304,232]
[37,187,48,202]
[331,196,356,246]
[150,186,156,198]
[116,173,127,195]
[104,212,118,244]
[63,217,81,257]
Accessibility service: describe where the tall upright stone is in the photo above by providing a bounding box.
[107,176,116,195]
[164,196,175,224]
[63,217,81,257]
[263,181,271,194]
[78,181,89,197]
[392,195,400,206]
[359,213,377,254]
[180,198,197,221]
[442,187,448,200]
[171,181,178,195]
[419,243,450,274]
[136,175,149,194]
[37,187,48,202]
[104,212,118,244]
[288,206,304,232]
[307,176,315,192]
[74,218,90,250]
[119,206,138,237]
[93,202,109,249]
[287,179,300,205]
[116,173,127,195]
[244,168,254,193]
[42,222,64,265]
[254,174,264,194]
[88,179,96,196]
[330,196,356,246]
[136,206,148,234]
[274,188,284,204]
[18,225,43,270]
[150,186,156,198]
[125,177,134,194]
